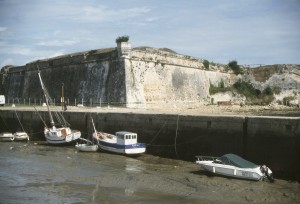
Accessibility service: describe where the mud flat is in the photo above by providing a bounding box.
[0,141,299,204]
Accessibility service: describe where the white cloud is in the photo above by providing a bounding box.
[0,58,14,67]
[0,27,7,32]
[59,5,150,23]
[37,39,80,47]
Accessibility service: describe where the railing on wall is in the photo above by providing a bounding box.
[4,97,127,108]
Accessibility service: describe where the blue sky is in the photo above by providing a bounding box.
[0,0,299,68]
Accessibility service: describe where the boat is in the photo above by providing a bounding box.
[38,71,81,144]
[93,129,146,155]
[13,110,29,141]
[75,138,98,152]
[75,143,98,152]
[195,153,274,181]
[0,132,14,141]
[13,132,29,141]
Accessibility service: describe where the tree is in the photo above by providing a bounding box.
[263,86,273,95]
[203,60,210,70]
[228,60,242,75]
[116,35,129,43]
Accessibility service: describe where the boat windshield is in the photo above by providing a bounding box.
[219,154,258,168]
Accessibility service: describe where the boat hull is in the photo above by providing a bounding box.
[45,129,81,144]
[99,141,146,155]
[75,144,98,152]
[14,132,29,141]
[196,160,264,181]
[0,133,14,141]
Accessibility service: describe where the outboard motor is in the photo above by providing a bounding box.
[260,165,274,182]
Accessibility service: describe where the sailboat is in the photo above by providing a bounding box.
[38,71,81,144]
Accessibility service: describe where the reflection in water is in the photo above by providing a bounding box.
[91,180,100,202]
[125,188,135,196]
[125,157,145,173]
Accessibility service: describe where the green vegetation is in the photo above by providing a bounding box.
[116,35,130,43]
[228,60,243,75]
[209,79,231,95]
[283,96,296,106]
[233,80,259,99]
[203,60,210,70]
[88,49,97,55]
[210,79,277,105]
[233,80,276,104]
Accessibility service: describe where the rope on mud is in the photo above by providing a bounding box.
[14,110,26,133]
[147,121,167,145]
[174,114,180,159]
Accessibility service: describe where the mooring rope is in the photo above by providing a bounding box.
[33,106,48,128]
[174,114,180,159]
[14,110,26,133]
[147,121,167,145]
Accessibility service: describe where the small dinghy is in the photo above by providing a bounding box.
[0,132,14,141]
[13,132,29,141]
[75,138,98,152]
[196,153,274,181]
[75,143,98,152]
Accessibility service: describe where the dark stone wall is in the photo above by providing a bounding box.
[0,49,127,105]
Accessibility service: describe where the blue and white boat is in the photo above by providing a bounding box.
[93,131,146,155]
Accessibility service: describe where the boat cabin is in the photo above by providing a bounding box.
[48,127,71,137]
[116,131,138,145]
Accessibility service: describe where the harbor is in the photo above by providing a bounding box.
[0,105,300,181]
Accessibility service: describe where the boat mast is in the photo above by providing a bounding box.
[38,71,55,127]
[91,117,97,134]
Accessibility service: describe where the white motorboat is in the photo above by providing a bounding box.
[93,131,146,155]
[13,132,29,141]
[0,132,14,141]
[38,71,81,144]
[195,154,274,181]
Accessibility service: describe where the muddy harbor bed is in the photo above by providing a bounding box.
[1,141,300,203]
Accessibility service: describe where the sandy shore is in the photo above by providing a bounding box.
[0,141,299,203]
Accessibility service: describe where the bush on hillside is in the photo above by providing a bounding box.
[209,79,231,94]
[228,60,242,75]
[203,60,210,70]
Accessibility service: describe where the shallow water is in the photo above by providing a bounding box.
[0,141,299,204]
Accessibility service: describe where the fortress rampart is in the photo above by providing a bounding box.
[0,41,236,108]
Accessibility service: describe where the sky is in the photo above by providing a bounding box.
[0,0,299,68]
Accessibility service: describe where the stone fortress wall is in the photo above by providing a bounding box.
[0,40,236,108]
